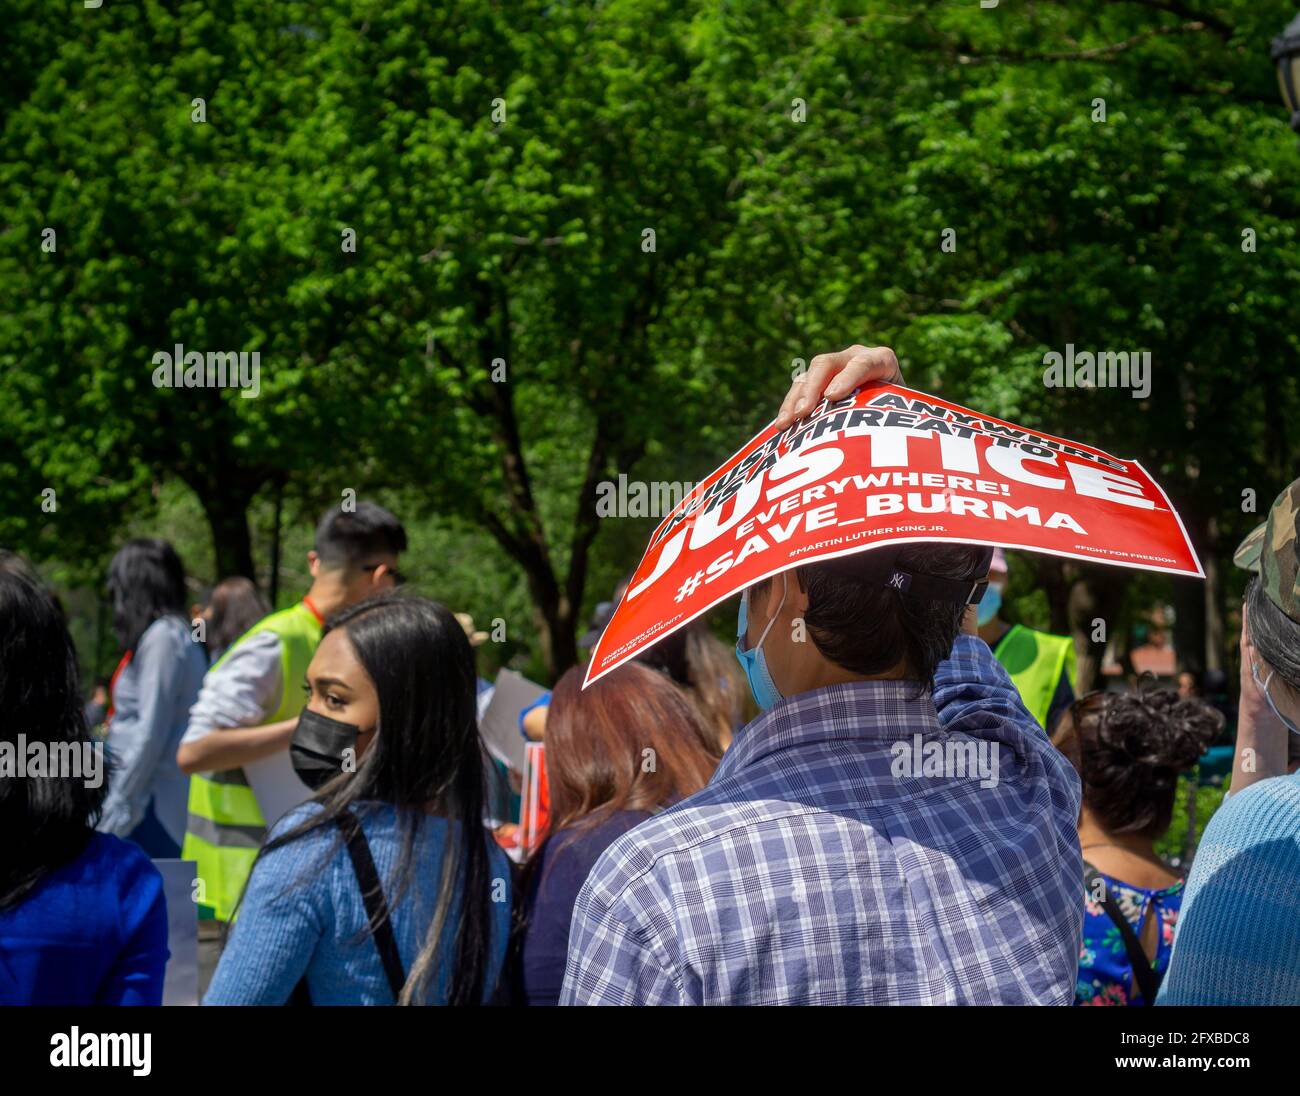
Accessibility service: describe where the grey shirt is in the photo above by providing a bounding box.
[98,616,209,845]
[181,630,286,754]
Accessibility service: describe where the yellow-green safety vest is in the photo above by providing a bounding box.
[181,601,322,922]
[993,622,1077,733]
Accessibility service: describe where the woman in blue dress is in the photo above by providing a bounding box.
[1053,688,1221,1005]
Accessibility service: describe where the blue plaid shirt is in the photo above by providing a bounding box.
[560,635,1082,1005]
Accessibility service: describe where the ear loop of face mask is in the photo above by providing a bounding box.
[1251,657,1300,735]
[741,572,789,652]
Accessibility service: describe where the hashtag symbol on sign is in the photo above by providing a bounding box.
[674,569,704,602]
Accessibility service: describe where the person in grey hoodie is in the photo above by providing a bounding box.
[97,538,208,858]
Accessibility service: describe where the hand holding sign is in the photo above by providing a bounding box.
[777,344,904,429]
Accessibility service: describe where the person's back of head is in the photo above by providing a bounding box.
[0,560,108,911]
[741,542,991,703]
[207,575,271,657]
[1246,576,1300,710]
[545,662,719,835]
[803,543,991,687]
[106,537,188,652]
[311,501,408,605]
[1235,477,1300,731]
[1057,688,1221,839]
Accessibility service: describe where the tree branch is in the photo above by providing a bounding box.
[1101,0,1234,42]
[952,21,1214,65]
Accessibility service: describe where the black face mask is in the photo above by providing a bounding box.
[290,709,362,790]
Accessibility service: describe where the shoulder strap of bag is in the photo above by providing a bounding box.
[337,808,407,1003]
[1084,863,1159,1006]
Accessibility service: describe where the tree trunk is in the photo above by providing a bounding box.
[1068,566,1125,695]
[269,477,285,607]
[1171,576,1205,675]
[1203,514,1224,673]
[198,482,257,580]
[1033,555,1071,634]
[1173,446,1208,675]
[534,595,578,684]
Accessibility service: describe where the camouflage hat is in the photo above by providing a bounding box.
[1234,477,1300,625]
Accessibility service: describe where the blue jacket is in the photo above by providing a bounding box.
[0,832,169,1004]
[206,802,512,1004]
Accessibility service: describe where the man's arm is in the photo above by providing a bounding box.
[176,718,299,775]
[934,616,1084,828]
[933,632,1042,740]
[932,603,1042,736]
[176,631,294,775]
[1229,603,1289,795]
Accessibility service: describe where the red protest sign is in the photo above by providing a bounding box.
[583,382,1201,688]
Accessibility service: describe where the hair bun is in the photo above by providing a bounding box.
[1093,688,1221,770]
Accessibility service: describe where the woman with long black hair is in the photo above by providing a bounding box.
[0,555,169,1004]
[98,538,208,857]
[205,594,510,1005]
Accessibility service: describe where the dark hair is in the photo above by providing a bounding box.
[0,561,109,911]
[1063,688,1221,838]
[635,619,744,753]
[0,549,41,586]
[314,502,407,570]
[106,538,188,652]
[247,594,494,1005]
[207,576,270,658]
[1246,575,1300,692]
[763,543,990,693]
[544,662,719,836]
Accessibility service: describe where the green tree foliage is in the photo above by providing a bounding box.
[2,0,1297,679]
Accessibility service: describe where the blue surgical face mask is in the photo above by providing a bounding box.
[1251,657,1300,735]
[977,582,1003,626]
[735,574,788,711]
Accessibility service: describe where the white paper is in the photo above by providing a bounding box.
[153,858,198,1006]
[244,748,313,830]
[478,669,549,774]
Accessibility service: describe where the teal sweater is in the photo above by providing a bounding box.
[1158,771,1300,1005]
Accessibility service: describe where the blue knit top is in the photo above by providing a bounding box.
[205,802,512,1005]
[1158,771,1300,1005]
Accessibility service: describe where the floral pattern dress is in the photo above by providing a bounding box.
[1075,872,1183,1006]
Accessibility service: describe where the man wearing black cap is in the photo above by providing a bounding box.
[561,346,1083,1006]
